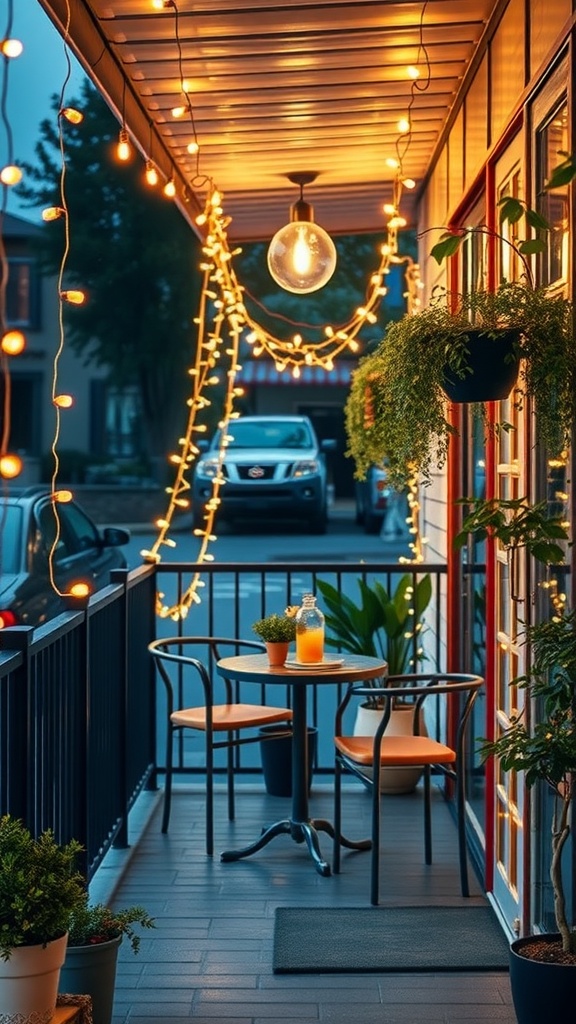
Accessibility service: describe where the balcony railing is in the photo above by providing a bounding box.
[0,558,446,881]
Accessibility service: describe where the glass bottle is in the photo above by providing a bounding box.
[295,593,325,663]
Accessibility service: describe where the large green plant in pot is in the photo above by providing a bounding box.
[316,573,432,696]
[482,609,576,1024]
[317,573,433,793]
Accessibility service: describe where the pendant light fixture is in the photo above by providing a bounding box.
[267,172,337,294]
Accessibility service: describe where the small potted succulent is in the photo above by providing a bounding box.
[59,898,155,1024]
[0,814,86,1021]
[252,610,297,666]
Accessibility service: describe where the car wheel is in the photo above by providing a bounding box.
[364,512,384,535]
[308,509,328,535]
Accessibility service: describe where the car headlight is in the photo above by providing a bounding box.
[292,459,320,478]
[196,457,220,479]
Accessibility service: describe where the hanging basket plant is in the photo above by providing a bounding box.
[345,281,576,489]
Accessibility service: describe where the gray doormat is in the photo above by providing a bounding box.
[273,906,510,973]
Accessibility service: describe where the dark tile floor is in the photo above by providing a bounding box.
[94,781,517,1024]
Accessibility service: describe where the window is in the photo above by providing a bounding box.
[6,258,39,328]
[536,101,569,288]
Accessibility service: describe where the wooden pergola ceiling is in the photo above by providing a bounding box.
[37,0,502,242]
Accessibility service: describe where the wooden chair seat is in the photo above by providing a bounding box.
[171,703,292,731]
[335,733,456,767]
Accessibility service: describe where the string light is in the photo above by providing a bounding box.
[60,107,83,125]
[117,127,131,161]
[0,38,23,58]
[163,178,176,198]
[60,289,86,305]
[0,453,22,478]
[145,159,158,186]
[1,330,25,355]
[0,164,21,185]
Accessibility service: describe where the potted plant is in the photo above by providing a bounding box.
[345,281,576,490]
[59,898,155,1024]
[0,814,86,1022]
[346,192,576,490]
[252,610,297,666]
[316,573,432,792]
[480,608,576,1023]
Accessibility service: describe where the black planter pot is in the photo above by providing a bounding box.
[509,934,576,1024]
[259,725,317,797]
[441,328,520,403]
[59,934,122,1024]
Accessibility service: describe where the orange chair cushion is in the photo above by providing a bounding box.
[335,734,456,767]
[171,703,293,731]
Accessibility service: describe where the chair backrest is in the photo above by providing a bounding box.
[148,636,266,709]
[337,672,484,754]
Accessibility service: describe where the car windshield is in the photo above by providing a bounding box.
[0,505,21,574]
[220,421,313,450]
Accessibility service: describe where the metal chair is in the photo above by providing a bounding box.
[148,636,293,854]
[332,672,484,904]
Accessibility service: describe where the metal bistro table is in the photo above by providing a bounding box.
[216,652,387,876]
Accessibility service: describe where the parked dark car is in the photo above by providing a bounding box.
[192,414,335,533]
[0,487,130,629]
[354,464,392,534]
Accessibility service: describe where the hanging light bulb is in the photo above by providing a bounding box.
[0,164,22,185]
[145,160,159,186]
[163,178,176,198]
[117,127,131,161]
[267,172,337,294]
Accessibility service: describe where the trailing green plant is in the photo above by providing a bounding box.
[345,281,576,489]
[67,899,155,953]
[480,608,576,955]
[0,815,86,961]
[252,612,296,644]
[316,573,432,707]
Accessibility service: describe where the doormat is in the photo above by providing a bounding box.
[273,906,510,973]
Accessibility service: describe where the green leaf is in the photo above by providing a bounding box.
[430,234,463,264]
[498,196,524,225]
[524,208,551,231]
[518,238,546,255]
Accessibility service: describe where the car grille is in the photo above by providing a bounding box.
[236,464,277,480]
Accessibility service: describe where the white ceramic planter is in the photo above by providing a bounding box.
[0,932,68,1024]
[353,702,425,794]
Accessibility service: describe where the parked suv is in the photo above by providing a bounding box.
[354,464,391,534]
[192,415,334,533]
[0,487,130,629]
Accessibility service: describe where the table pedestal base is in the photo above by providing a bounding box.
[220,818,370,877]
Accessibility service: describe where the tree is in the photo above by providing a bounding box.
[16,80,202,474]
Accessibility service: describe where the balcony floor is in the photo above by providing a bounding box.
[101,781,516,1023]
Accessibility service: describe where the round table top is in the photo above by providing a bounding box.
[216,652,387,684]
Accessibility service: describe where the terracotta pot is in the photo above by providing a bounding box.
[265,641,290,667]
[509,934,576,1024]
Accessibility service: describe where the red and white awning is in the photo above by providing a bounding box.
[235,361,354,386]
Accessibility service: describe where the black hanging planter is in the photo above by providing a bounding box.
[259,725,317,797]
[441,328,520,403]
[509,934,576,1024]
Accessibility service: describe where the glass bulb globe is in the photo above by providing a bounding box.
[267,221,337,294]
